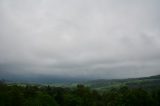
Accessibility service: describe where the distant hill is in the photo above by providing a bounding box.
[83,75,160,90]
[4,74,160,90]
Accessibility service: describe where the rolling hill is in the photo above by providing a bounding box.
[83,75,160,90]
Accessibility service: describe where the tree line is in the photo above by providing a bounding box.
[0,81,160,106]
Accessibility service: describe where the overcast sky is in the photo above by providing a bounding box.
[0,0,160,80]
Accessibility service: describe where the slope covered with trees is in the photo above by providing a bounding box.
[84,75,160,90]
[0,80,160,106]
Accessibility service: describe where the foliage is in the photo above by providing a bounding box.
[0,81,160,106]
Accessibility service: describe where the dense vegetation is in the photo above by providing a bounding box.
[0,80,160,106]
[84,75,160,90]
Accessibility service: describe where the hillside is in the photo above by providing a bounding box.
[83,75,160,90]
[4,74,160,91]
[1,75,160,106]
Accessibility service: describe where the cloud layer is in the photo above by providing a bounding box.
[0,0,160,80]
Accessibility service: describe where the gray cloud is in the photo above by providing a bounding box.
[0,0,160,80]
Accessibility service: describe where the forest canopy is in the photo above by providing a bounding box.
[0,81,160,106]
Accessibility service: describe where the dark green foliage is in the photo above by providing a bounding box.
[85,74,160,90]
[0,81,160,106]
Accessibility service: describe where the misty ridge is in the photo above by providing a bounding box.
[1,74,160,106]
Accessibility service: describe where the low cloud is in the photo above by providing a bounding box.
[0,0,160,80]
